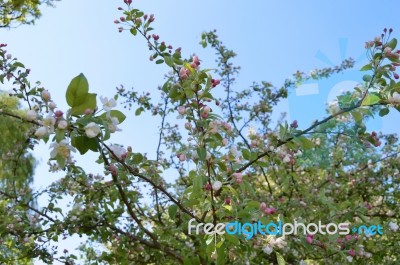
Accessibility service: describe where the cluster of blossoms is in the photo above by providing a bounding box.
[23,87,124,169]
[328,99,341,115]
[370,131,381,147]
[365,29,400,80]
[262,236,287,254]
[260,202,276,215]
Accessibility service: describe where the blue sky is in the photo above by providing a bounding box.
[2,0,399,263]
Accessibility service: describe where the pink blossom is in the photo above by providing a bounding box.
[177,106,186,115]
[179,67,189,80]
[191,55,200,68]
[178,154,186,162]
[260,202,267,210]
[348,249,356,257]
[264,207,276,215]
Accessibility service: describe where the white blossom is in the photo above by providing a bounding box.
[388,92,400,105]
[84,122,101,138]
[109,144,127,160]
[26,110,37,121]
[247,126,256,137]
[50,140,75,159]
[346,256,353,262]
[262,245,273,254]
[389,221,399,232]
[41,114,56,133]
[328,100,340,114]
[107,115,122,133]
[283,155,291,163]
[58,120,68,130]
[212,181,222,191]
[100,96,117,112]
[35,126,48,138]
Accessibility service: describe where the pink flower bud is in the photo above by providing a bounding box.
[306,235,313,244]
[211,79,220,88]
[225,197,231,205]
[260,202,267,210]
[177,106,186,115]
[178,154,186,162]
[192,55,200,67]
[179,67,189,80]
[54,110,63,118]
[114,20,120,24]
[49,102,57,110]
[345,235,352,241]
[84,108,92,115]
[108,164,117,176]
[204,183,212,191]
[148,14,155,23]
[264,207,276,215]
[348,249,355,257]
[41,90,51,101]
[201,106,211,119]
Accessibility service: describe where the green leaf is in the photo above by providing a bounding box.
[362,74,372,82]
[294,136,314,149]
[71,93,97,116]
[276,252,286,265]
[387,38,397,50]
[205,235,214,245]
[197,148,206,161]
[66,73,89,108]
[351,111,363,124]
[379,107,389,117]
[192,175,203,199]
[225,234,240,245]
[71,136,98,155]
[164,55,174,67]
[360,63,372,71]
[132,153,143,164]
[361,94,380,106]
[135,107,143,116]
[72,136,90,155]
[130,27,137,36]
[13,62,25,68]
[242,149,251,160]
[246,201,260,209]
[100,110,126,123]
[155,59,164,64]
[168,205,178,219]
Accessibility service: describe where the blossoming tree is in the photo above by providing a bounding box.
[0,1,400,264]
